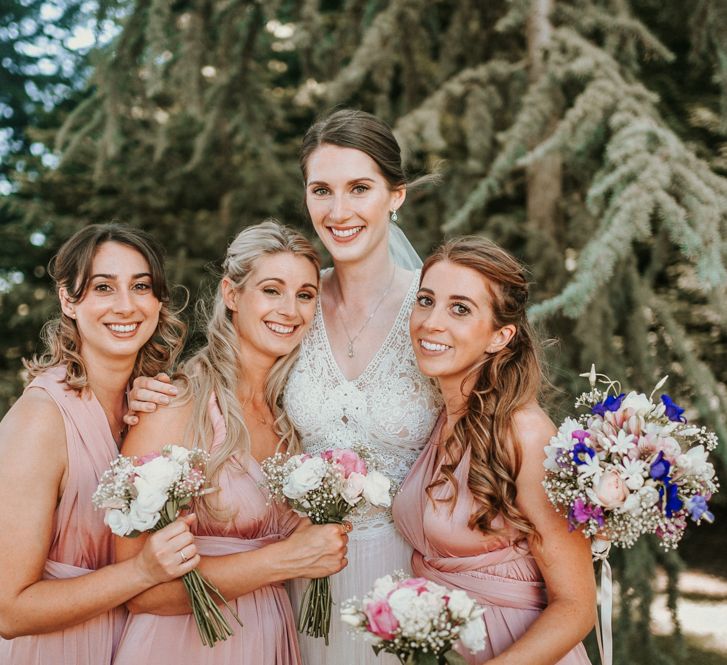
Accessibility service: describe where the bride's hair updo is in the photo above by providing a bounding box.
[178,219,320,524]
[299,108,436,191]
[25,223,185,390]
[423,236,544,542]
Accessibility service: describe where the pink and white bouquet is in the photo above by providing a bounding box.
[341,573,487,664]
[93,445,241,647]
[262,448,392,643]
[543,367,719,551]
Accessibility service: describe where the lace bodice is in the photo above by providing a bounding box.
[283,270,442,539]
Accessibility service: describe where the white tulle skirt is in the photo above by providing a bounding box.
[288,522,413,665]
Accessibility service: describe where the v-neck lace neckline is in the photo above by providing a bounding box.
[317,269,419,384]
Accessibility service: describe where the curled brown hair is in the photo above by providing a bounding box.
[423,236,543,542]
[25,223,186,389]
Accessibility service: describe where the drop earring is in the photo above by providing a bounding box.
[390,209,399,223]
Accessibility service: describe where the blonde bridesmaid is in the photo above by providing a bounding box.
[112,221,348,665]
[0,224,197,664]
[393,236,596,664]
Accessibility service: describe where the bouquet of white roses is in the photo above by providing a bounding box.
[341,573,486,665]
[261,448,392,644]
[93,445,241,647]
[543,366,719,551]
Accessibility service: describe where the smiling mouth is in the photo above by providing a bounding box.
[329,226,363,240]
[106,323,140,334]
[265,322,297,335]
[420,339,451,352]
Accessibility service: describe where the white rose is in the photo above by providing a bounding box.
[371,574,397,601]
[341,472,366,506]
[128,505,160,532]
[362,470,391,507]
[387,587,418,623]
[340,605,364,628]
[283,456,327,499]
[447,589,476,620]
[166,445,190,465]
[135,456,180,492]
[133,483,168,514]
[622,493,641,515]
[620,391,653,416]
[105,509,133,536]
[638,484,660,508]
[459,616,487,653]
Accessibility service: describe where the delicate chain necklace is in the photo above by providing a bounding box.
[336,266,397,358]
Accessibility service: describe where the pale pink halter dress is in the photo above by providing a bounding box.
[112,395,302,665]
[0,365,126,665]
[392,413,591,664]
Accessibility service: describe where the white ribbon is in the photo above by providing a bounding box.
[592,538,613,665]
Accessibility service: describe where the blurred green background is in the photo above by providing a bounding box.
[1,1,726,662]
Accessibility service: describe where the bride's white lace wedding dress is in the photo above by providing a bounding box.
[283,269,442,665]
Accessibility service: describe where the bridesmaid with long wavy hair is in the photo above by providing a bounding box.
[393,236,595,664]
[112,220,348,665]
[0,224,196,665]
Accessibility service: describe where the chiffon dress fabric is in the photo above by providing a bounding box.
[0,365,126,665]
[283,269,442,665]
[112,394,302,665]
[392,412,591,664]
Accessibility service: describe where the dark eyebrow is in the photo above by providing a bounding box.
[307,177,376,187]
[417,287,480,309]
[256,277,319,291]
[90,272,152,280]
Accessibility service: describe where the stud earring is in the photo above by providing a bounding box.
[390,209,399,223]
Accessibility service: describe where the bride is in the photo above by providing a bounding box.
[126,109,442,664]
[282,109,441,664]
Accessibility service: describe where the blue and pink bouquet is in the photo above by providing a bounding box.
[543,367,719,550]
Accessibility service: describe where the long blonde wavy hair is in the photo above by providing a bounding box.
[25,223,186,389]
[177,219,320,524]
[423,236,544,543]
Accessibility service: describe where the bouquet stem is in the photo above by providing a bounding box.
[157,506,242,647]
[297,575,332,645]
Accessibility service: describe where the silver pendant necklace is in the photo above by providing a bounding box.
[336,266,397,358]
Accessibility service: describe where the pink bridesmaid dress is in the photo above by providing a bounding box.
[392,413,591,664]
[0,365,127,665]
[112,394,302,665]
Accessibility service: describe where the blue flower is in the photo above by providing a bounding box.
[659,480,683,518]
[572,442,596,466]
[686,496,715,524]
[649,451,671,481]
[661,395,687,423]
[592,393,626,417]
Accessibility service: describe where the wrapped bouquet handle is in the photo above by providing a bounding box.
[591,538,612,665]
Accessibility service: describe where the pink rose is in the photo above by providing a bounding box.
[332,449,367,478]
[398,577,430,595]
[134,452,161,465]
[364,599,399,640]
[595,471,629,509]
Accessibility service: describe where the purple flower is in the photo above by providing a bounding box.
[661,395,687,423]
[572,430,591,444]
[592,393,626,417]
[686,496,715,523]
[572,442,596,466]
[649,451,671,481]
[568,498,605,530]
[659,480,683,518]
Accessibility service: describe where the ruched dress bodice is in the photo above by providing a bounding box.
[0,365,126,665]
[393,412,591,664]
[112,394,302,665]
